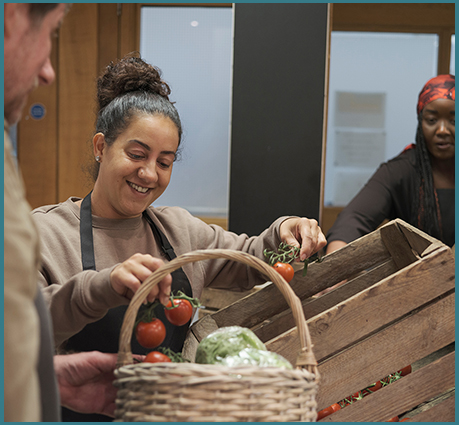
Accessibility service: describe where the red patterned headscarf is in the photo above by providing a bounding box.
[417,74,455,115]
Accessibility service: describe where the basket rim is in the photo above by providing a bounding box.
[116,248,318,377]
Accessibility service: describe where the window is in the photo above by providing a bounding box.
[324,32,439,206]
[140,6,233,218]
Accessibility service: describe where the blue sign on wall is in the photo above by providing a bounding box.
[30,103,46,120]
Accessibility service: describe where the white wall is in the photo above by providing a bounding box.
[324,32,439,206]
[140,6,233,217]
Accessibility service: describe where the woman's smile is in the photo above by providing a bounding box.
[91,115,179,219]
[127,181,151,194]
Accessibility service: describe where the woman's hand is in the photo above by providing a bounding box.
[279,217,327,261]
[110,253,172,305]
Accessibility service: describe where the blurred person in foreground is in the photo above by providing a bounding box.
[4,3,171,421]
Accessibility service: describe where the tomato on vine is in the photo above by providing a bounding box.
[264,242,322,278]
[273,261,295,283]
[144,351,172,363]
[317,403,341,420]
[398,365,412,376]
[165,298,193,326]
[135,318,166,349]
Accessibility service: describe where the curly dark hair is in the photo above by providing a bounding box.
[89,53,183,180]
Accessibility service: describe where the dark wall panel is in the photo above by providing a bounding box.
[229,3,328,236]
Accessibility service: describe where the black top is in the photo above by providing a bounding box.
[326,148,455,248]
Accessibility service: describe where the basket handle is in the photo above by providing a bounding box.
[116,249,318,376]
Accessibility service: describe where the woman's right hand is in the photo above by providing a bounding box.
[109,253,172,305]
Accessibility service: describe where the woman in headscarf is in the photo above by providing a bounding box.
[326,74,455,253]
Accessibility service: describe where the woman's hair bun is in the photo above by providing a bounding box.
[97,52,172,111]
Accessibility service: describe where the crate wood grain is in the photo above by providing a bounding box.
[186,219,452,353]
[400,388,455,422]
[265,245,454,365]
[319,351,454,422]
[187,221,395,345]
[197,286,260,318]
[314,292,454,411]
[183,219,455,421]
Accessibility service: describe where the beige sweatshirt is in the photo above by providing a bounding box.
[4,127,41,421]
[32,197,287,347]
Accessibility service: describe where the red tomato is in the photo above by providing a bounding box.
[351,390,364,400]
[364,381,383,394]
[144,351,172,363]
[317,403,341,420]
[398,365,412,376]
[164,299,193,326]
[387,416,399,422]
[273,262,295,283]
[135,318,166,348]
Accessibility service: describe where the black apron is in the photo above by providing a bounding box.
[62,192,192,422]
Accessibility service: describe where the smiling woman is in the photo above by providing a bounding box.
[90,114,179,219]
[31,54,326,421]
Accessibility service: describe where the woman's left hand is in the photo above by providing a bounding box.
[279,217,327,261]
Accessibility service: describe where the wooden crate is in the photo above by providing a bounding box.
[184,219,455,422]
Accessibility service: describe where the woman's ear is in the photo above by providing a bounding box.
[93,133,105,159]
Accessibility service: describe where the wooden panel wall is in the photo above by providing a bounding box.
[18,39,59,207]
[58,4,98,200]
[17,4,139,209]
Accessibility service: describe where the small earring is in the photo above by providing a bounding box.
[95,156,100,162]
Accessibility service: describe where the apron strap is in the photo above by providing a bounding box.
[142,211,177,260]
[80,192,96,271]
[74,192,193,359]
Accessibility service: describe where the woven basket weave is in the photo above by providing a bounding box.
[114,249,319,422]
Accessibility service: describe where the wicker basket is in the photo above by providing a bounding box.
[114,249,319,422]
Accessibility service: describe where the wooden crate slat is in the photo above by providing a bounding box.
[314,293,454,410]
[199,287,258,311]
[394,218,440,256]
[191,223,395,335]
[404,390,455,422]
[321,351,455,422]
[253,258,397,343]
[181,330,200,362]
[186,260,398,360]
[380,221,419,269]
[265,246,454,364]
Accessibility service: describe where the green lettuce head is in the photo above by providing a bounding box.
[195,326,266,365]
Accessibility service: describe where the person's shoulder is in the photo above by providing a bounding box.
[380,146,416,175]
[146,205,209,231]
[387,145,417,165]
[32,197,81,223]
[147,205,196,221]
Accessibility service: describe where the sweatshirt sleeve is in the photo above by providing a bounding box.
[38,266,129,348]
[32,203,131,348]
[326,153,414,245]
[152,207,291,296]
